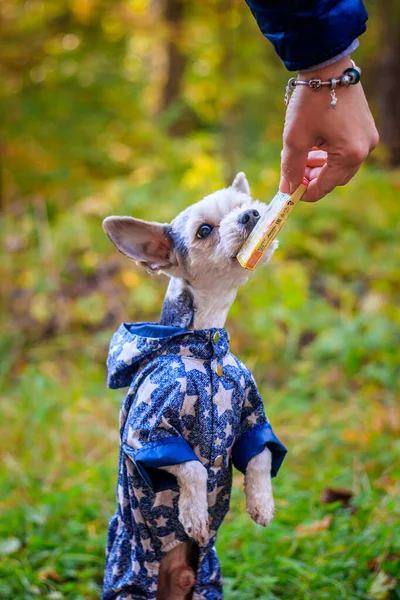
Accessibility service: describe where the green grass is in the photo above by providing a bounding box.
[1,167,399,599]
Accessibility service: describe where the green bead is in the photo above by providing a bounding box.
[343,67,360,85]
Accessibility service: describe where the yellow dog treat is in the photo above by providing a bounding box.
[237,177,309,270]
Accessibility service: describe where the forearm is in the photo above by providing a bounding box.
[244,0,368,71]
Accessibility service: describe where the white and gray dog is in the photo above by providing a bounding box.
[102,173,286,600]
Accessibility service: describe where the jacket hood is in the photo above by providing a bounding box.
[107,322,230,389]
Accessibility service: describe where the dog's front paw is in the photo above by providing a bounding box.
[247,493,275,527]
[178,501,209,544]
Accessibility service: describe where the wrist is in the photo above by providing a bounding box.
[298,56,353,80]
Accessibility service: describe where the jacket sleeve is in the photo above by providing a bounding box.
[244,0,368,71]
[122,368,200,493]
[232,373,287,477]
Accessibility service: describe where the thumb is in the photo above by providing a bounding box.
[280,143,310,194]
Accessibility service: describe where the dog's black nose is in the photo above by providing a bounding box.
[238,209,260,230]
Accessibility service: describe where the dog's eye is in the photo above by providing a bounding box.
[196,224,213,239]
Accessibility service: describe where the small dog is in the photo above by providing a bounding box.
[102,173,287,600]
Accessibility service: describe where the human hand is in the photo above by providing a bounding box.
[280,56,379,202]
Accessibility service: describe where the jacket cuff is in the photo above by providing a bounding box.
[232,422,287,477]
[301,39,359,73]
[246,0,368,71]
[123,438,201,493]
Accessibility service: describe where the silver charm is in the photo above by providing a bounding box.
[340,74,351,86]
[309,78,322,91]
[284,85,291,106]
[330,78,337,109]
[284,77,297,106]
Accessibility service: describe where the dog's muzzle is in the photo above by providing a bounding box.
[238,209,260,233]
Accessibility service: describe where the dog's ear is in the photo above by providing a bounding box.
[232,172,251,196]
[103,216,176,273]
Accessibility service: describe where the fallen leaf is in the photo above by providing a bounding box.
[38,568,64,582]
[368,571,397,599]
[320,487,353,508]
[367,557,382,572]
[296,514,332,537]
[368,554,400,572]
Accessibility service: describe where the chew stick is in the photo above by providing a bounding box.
[236,177,309,271]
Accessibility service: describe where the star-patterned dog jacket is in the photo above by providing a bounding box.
[102,322,287,600]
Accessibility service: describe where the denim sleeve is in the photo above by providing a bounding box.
[244,0,368,71]
[122,369,200,492]
[231,374,287,477]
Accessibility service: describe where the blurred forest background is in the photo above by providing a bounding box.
[1,1,399,599]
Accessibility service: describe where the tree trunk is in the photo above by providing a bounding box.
[161,0,187,135]
[377,1,400,166]
[218,0,240,183]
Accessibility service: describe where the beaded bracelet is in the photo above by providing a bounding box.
[284,60,361,109]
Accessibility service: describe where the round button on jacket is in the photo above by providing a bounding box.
[215,364,223,377]
[213,455,223,468]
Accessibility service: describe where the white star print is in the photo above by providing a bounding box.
[117,484,129,508]
[224,421,232,437]
[126,426,142,449]
[141,536,152,552]
[155,515,168,528]
[223,353,237,368]
[181,357,208,376]
[133,505,145,524]
[135,486,147,502]
[160,416,173,431]
[153,490,178,508]
[192,445,209,465]
[115,516,123,535]
[144,561,157,575]
[148,581,158,592]
[247,412,258,425]
[119,405,127,428]
[176,376,187,393]
[182,424,191,438]
[135,379,158,406]
[207,485,225,508]
[170,360,181,369]
[159,531,176,549]
[214,383,233,417]
[244,388,252,408]
[204,383,212,396]
[180,392,198,416]
[118,339,139,364]
[148,413,157,427]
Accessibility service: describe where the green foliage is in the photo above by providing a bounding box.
[1,1,399,599]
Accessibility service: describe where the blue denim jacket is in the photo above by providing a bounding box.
[245,0,368,70]
[102,323,287,599]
